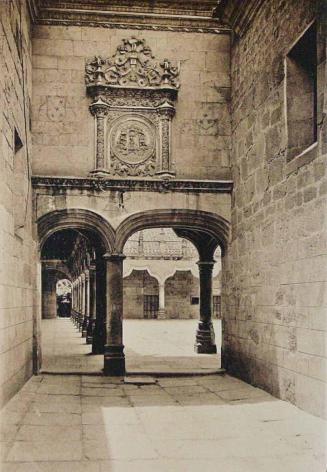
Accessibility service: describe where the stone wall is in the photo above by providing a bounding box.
[0,1,40,407]
[223,0,326,417]
[31,25,231,180]
[123,270,159,319]
[165,270,199,319]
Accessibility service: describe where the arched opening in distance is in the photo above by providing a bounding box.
[56,279,72,318]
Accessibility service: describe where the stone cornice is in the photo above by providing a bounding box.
[34,0,230,34]
[31,176,233,194]
[213,0,264,37]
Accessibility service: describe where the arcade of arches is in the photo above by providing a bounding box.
[0,0,326,427]
[39,209,228,375]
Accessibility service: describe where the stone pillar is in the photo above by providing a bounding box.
[92,258,106,354]
[41,270,57,319]
[77,277,80,312]
[195,260,217,354]
[89,98,110,177]
[71,283,74,311]
[82,271,90,338]
[86,266,96,345]
[157,282,166,319]
[103,253,126,376]
[156,102,175,179]
[81,274,86,315]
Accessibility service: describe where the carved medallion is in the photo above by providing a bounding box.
[111,118,155,165]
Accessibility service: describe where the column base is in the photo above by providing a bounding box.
[104,344,125,376]
[195,322,217,354]
[86,318,95,345]
[92,321,105,354]
[157,309,166,319]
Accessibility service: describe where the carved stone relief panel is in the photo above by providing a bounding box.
[109,115,157,176]
[85,37,179,179]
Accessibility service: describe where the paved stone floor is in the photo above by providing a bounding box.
[0,319,326,471]
[41,318,222,374]
[1,373,326,471]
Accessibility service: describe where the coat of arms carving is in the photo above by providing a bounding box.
[85,37,179,178]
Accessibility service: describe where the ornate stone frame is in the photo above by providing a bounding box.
[85,37,179,179]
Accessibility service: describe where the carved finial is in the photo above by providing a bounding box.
[85,38,180,90]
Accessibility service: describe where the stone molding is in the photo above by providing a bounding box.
[31,175,233,194]
[35,0,229,34]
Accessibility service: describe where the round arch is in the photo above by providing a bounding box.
[37,209,115,254]
[115,209,230,255]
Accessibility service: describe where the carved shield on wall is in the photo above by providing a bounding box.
[109,115,157,176]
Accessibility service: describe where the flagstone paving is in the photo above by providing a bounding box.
[1,372,326,472]
[0,319,325,471]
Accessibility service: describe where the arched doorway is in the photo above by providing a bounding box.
[122,227,223,373]
[110,209,229,375]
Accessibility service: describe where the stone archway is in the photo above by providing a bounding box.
[115,209,230,254]
[101,209,230,375]
[38,208,115,254]
[37,209,116,370]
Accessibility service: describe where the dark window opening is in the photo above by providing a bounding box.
[14,128,23,152]
[144,295,159,319]
[286,22,317,161]
[213,295,221,319]
[191,296,199,305]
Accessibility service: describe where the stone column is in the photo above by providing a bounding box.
[77,277,80,312]
[82,271,90,338]
[41,269,57,319]
[157,282,166,319]
[89,98,110,177]
[71,283,74,311]
[156,102,175,179]
[86,266,96,345]
[195,260,217,354]
[103,253,126,376]
[92,258,106,354]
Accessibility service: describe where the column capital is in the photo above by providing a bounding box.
[197,260,216,268]
[103,252,126,262]
[89,98,110,117]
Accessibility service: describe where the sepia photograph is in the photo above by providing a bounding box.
[0,0,326,470]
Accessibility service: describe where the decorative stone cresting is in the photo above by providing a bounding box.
[85,37,180,178]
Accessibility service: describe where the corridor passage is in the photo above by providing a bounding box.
[41,318,221,374]
[1,371,325,471]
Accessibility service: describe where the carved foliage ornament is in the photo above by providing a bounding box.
[85,37,180,89]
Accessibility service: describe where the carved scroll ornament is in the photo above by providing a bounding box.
[85,37,179,90]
